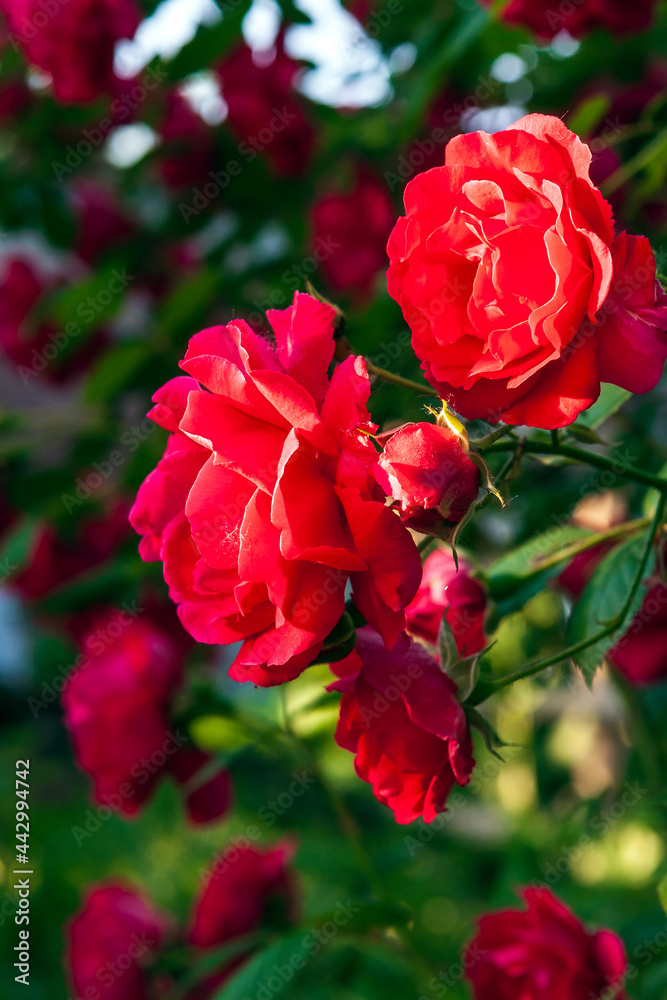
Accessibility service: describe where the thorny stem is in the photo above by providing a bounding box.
[469,495,666,703]
[484,438,667,493]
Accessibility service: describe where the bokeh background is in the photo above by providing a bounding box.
[1,0,667,996]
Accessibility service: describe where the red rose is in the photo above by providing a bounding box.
[376,421,480,536]
[406,548,487,654]
[483,0,659,38]
[387,113,667,429]
[464,887,628,1000]
[62,610,231,823]
[218,35,315,178]
[312,165,394,301]
[0,0,141,104]
[130,291,421,686]
[66,883,167,1000]
[188,840,298,950]
[330,627,475,823]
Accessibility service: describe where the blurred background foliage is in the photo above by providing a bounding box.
[1,0,667,996]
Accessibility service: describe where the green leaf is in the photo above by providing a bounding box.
[566,532,655,685]
[49,265,132,339]
[212,932,310,1000]
[485,525,593,602]
[83,343,151,405]
[576,384,632,431]
[567,94,611,137]
[0,516,39,583]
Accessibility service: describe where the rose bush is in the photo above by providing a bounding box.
[130,290,421,686]
[387,114,667,428]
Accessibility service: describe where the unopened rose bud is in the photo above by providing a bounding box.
[376,422,480,537]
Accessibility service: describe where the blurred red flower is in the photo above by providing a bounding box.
[312,165,394,302]
[62,610,231,823]
[464,887,628,1000]
[67,883,168,1000]
[0,0,141,104]
[219,35,315,177]
[158,90,215,190]
[483,0,659,38]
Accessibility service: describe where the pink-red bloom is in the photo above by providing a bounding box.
[66,883,167,1000]
[62,610,231,824]
[387,113,667,429]
[130,291,421,686]
[218,36,315,178]
[405,548,487,654]
[0,0,141,104]
[464,887,628,1000]
[312,165,395,301]
[483,0,659,39]
[376,422,480,536]
[330,627,475,823]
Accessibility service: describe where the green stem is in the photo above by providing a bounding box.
[365,360,436,396]
[469,496,666,703]
[471,424,517,450]
[484,439,667,492]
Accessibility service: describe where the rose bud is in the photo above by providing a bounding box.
[376,422,480,537]
[329,627,475,824]
[464,887,628,1000]
[66,883,168,1000]
[406,548,487,655]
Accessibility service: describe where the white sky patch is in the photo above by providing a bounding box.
[114,0,221,77]
[243,0,282,49]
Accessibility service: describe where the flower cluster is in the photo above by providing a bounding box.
[66,841,297,1000]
